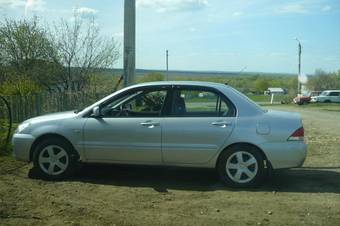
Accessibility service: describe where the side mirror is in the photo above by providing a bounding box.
[92,106,101,117]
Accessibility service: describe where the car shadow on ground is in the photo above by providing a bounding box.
[29,164,340,194]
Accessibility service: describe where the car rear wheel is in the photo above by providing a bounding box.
[33,138,78,180]
[217,145,265,187]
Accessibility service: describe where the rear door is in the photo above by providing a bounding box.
[335,92,340,103]
[329,92,340,102]
[162,86,236,164]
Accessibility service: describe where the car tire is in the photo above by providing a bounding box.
[33,137,79,180]
[324,100,331,103]
[217,145,266,188]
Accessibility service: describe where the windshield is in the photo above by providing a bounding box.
[320,91,329,96]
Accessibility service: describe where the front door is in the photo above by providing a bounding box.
[162,87,236,164]
[83,88,168,163]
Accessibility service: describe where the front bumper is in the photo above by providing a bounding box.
[259,141,307,169]
[12,133,36,162]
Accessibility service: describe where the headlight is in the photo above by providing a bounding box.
[16,123,30,133]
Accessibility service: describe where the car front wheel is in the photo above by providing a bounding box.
[217,145,265,188]
[33,138,78,180]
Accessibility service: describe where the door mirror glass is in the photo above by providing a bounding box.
[92,106,101,117]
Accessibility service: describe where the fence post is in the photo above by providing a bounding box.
[35,93,41,116]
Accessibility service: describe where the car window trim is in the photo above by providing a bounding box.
[166,85,237,118]
[85,85,172,118]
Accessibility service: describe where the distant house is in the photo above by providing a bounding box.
[264,88,287,95]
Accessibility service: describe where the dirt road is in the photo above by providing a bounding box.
[1,105,340,225]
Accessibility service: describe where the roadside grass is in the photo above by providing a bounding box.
[297,103,340,112]
[260,102,340,110]
[0,121,17,152]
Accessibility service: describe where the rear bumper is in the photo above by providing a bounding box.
[12,133,35,162]
[259,141,307,169]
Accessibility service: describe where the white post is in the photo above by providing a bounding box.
[270,93,274,104]
[166,49,169,81]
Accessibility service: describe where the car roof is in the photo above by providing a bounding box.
[130,81,227,89]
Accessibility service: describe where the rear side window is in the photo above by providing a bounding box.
[170,88,235,117]
[329,92,340,96]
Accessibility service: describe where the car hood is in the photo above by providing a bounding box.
[24,111,76,124]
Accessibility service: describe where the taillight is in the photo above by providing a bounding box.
[288,127,304,141]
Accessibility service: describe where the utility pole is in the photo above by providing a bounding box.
[123,0,136,87]
[296,38,302,95]
[166,50,169,80]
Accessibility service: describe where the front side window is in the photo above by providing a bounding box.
[171,88,235,117]
[100,89,167,117]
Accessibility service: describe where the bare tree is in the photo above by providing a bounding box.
[53,14,120,92]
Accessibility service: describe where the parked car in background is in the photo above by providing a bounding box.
[12,81,307,188]
[310,90,340,103]
[294,91,322,105]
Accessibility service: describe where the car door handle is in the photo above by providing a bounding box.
[211,121,231,127]
[140,121,160,127]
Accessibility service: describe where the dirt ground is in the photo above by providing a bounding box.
[1,104,340,226]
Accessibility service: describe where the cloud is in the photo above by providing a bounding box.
[74,7,98,19]
[25,0,45,15]
[113,32,123,38]
[232,11,243,17]
[137,0,208,13]
[0,0,25,9]
[321,5,331,12]
[277,3,307,14]
[0,0,45,11]
[188,27,196,32]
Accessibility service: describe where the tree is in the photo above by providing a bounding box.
[0,17,62,92]
[307,69,339,91]
[254,77,269,94]
[53,14,120,92]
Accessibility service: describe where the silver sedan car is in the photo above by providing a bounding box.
[12,81,307,187]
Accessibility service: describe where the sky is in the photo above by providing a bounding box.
[1,0,340,74]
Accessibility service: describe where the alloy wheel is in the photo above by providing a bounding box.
[225,151,258,183]
[38,145,69,176]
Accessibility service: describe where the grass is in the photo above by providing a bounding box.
[1,104,340,225]
[296,103,340,111]
[0,120,17,154]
